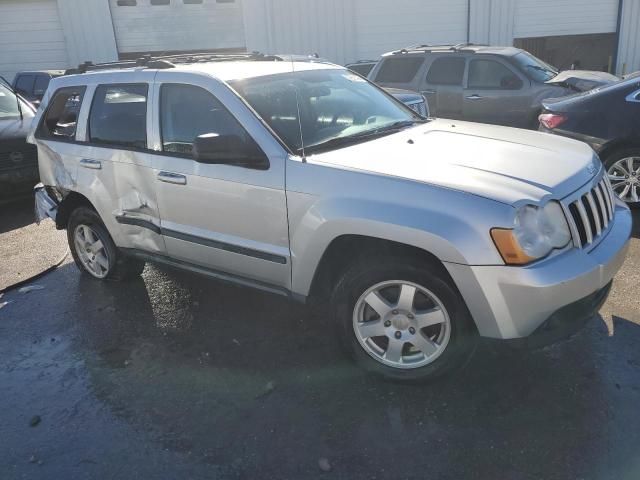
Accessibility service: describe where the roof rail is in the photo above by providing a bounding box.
[64,51,285,75]
[391,42,488,55]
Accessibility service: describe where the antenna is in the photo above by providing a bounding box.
[290,55,307,163]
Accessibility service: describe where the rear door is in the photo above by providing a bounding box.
[421,56,466,119]
[76,73,166,255]
[150,72,291,290]
[463,57,531,127]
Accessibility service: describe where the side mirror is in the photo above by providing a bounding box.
[193,133,268,169]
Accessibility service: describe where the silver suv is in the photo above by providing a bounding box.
[32,54,631,382]
[369,44,619,129]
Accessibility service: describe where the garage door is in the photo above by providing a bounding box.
[514,0,618,38]
[109,0,246,55]
[0,0,69,83]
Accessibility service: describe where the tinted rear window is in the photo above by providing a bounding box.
[34,76,51,96]
[89,84,148,149]
[426,57,466,86]
[15,74,35,95]
[374,57,425,83]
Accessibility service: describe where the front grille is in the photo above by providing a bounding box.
[407,101,428,117]
[566,177,615,248]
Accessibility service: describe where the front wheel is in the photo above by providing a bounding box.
[332,256,477,383]
[604,149,640,208]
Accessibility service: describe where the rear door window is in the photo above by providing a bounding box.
[38,86,86,140]
[33,75,51,97]
[426,57,466,86]
[15,74,35,96]
[374,57,425,83]
[89,84,148,149]
[468,59,523,90]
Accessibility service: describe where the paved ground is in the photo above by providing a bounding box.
[0,209,639,480]
[0,199,67,291]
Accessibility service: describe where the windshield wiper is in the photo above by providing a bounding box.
[527,64,558,77]
[301,119,425,155]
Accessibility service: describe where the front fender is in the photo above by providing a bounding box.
[287,189,512,297]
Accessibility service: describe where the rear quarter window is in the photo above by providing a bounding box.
[374,57,425,83]
[37,86,86,140]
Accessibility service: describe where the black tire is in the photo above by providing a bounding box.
[67,206,145,281]
[603,148,640,209]
[331,254,477,383]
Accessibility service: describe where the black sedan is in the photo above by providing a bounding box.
[0,81,38,202]
[539,76,640,207]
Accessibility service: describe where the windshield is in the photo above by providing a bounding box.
[230,69,422,154]
[512,52,559,82]
[0,83,20,119]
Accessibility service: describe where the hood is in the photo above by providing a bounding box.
[546,70,619,91]
[307,119,599,205]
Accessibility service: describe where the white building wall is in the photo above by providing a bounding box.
[469,0,515,45]
[618,0,640,74]
[353,0,467,60]
[0,0,69,82]
[57,0,118,67]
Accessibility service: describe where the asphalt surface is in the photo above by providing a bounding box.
[0,210,639,480]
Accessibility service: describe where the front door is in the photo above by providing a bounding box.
[150,73,291,291]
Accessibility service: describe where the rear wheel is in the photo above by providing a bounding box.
[68,207,145,281]
[604,148,640,208]
[332,255,477,383]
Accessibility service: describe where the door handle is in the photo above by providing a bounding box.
[465,94,484,100]
[80,158,102,170]
[157,171,187,185]
[421,89,436,95]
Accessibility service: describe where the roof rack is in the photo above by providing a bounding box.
[391,42,488,55]
[64,51,285,75]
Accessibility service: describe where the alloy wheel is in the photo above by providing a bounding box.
[608,156,640,204]
[73,224,111,278]
[352,280,451,369]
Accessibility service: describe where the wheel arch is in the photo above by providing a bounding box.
[598,139,640,164]
[307,234,460,304]
[55,191,97,230]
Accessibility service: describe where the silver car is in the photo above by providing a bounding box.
[32,55,631,382]
[369,44,619,129]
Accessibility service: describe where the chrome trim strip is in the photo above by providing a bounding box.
[575,200,593,245]
[586,191,602,236]
[115,217,288,265]
[594,185,608,228]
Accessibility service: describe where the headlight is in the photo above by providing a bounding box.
[491,201,572,265]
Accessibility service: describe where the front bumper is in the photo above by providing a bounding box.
[446,202,632,340]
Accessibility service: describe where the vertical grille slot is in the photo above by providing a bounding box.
[567,178,615,249]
